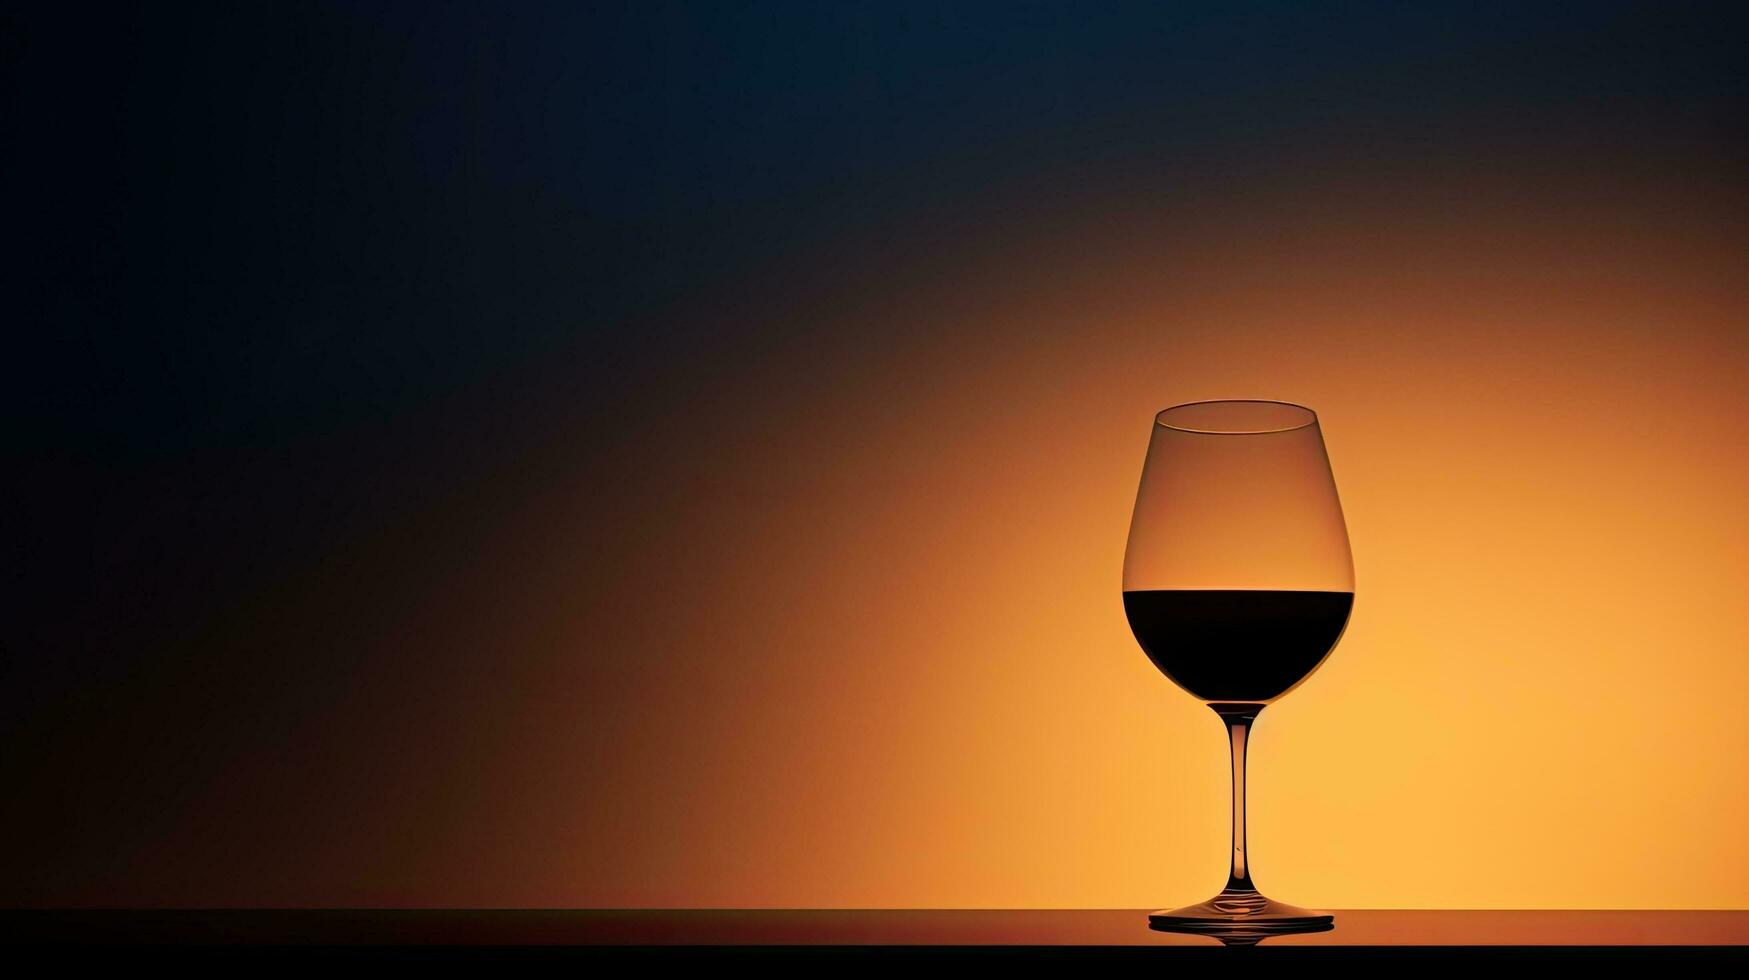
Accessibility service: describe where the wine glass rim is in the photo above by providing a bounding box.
[1155,399,1319,435]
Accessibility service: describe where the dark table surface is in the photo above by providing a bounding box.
[6,908,1748,948]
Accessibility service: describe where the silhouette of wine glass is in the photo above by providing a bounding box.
[1123,400,1353,944]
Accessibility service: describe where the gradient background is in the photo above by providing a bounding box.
[6,1,1748,909]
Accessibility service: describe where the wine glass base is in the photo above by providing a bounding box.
[1149,889,1334,945]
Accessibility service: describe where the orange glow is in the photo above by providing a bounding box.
[528,173,1749,911]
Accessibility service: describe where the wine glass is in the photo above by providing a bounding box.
[1123,399,1354,943]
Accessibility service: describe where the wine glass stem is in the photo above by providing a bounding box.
[1214,703,1261,893]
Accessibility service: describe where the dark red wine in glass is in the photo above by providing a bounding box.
[1122,400,1354,944]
